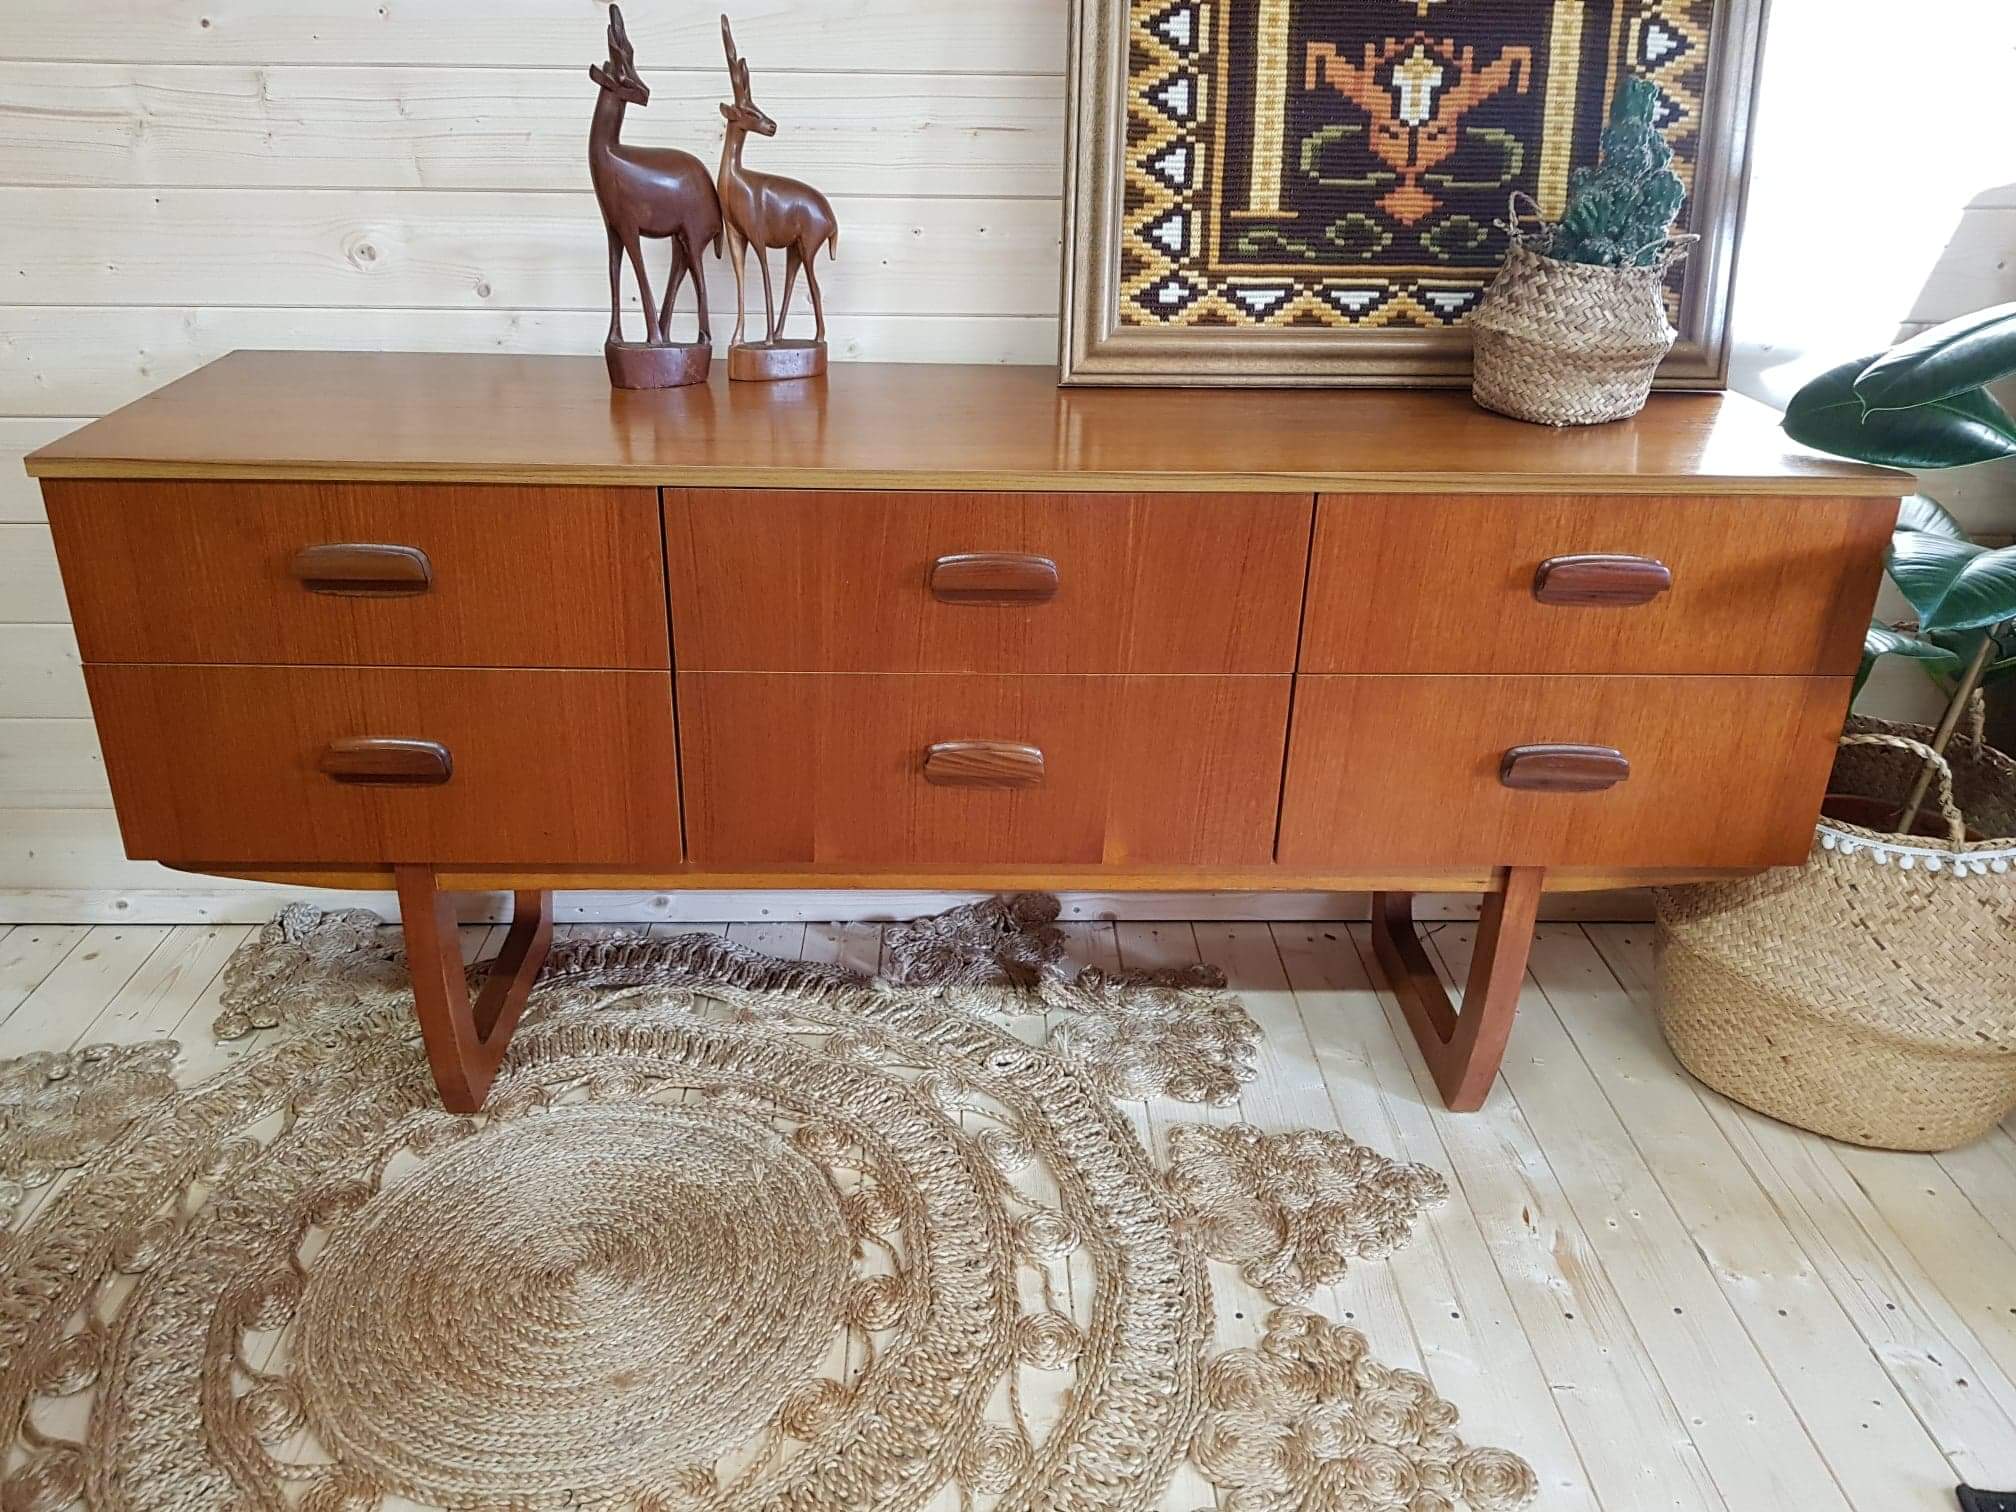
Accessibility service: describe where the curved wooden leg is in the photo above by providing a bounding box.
[1372,866,1544,1112]
[395,866,553,1114]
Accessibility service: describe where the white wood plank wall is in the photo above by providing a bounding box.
[1,0,2011,921]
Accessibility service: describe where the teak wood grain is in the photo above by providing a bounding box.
[399,873,553,1114]
[184,861,1766,894]
[1300,493,1898,675]
[25,353,1905,496]
[23,353,1912,1117]
[1278,674,1853,869]
[86,665,682,865]
[664,489,1311,673]
[42,480,669,669]
[678,672,1290,865]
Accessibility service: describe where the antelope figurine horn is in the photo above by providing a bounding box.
[609,4,633,58]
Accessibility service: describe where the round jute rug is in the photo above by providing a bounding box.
[0,904,1536,1511]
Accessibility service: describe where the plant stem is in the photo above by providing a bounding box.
[1895,630,1996,835]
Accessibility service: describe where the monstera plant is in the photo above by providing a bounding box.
[1784,303,2016,830]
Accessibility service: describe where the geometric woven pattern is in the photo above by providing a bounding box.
[1122,0,1711,329]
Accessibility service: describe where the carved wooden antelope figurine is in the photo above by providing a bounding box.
[588,4,722,388]
[718,15,841,380]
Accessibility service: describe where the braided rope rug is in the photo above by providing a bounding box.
[0,898,1535,1511]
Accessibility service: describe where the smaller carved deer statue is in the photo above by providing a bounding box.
[588,5,722,382]
[718,16,841,372]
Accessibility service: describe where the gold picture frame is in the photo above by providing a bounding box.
[1059,0,1769,387]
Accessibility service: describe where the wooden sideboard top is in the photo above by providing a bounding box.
[26,351,1906,496]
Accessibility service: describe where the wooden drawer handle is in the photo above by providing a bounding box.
[318,738,454,786]
[290,543,433,597]
[929,553,1060,605]
[1532,554,1672,607]
[1500,744,1630,793]
[922,740,1046,788]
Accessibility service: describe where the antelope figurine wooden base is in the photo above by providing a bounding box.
[589,5,721,390]
[718,16,839,382]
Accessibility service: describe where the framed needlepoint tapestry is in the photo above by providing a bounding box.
[1059,0,1768,386]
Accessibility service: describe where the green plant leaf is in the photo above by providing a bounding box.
[1853,303,2016,413]
[1865,621,1961,665]
[1888,536,2016,633]
[1888,533,1984,624]
[1895,493,1968,539]
[1784,355,2016,468]
[1925,543,2016,633]
[1927,626,2016,688]
[1857,622,1960,697]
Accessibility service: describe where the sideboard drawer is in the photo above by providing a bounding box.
[679,672,1290,864]
[665,490,1311,673]
[44,480,669,669]
[87,665,681,865]
[1301,493,1892,675]
[1278,674,1850,869]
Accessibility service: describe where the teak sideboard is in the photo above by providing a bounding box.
[25,354,1906,1114]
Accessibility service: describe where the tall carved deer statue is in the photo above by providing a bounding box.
[718,16,840,356]
[588,5,722,356]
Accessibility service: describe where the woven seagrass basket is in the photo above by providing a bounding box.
[1653,715,2016,1152]
[1470,224,1686,427]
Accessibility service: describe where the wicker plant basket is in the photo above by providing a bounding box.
[1470,213,1687,427]
[1653,715,2016,1152]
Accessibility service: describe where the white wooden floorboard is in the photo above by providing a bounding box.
[1427,920,1857,1512]
[1337,922,1725,1512]
[1588,922,2016,1491]
[1354,923,1733,1512]
[0,883,1657,926]
[0,923,169,1059]
[3,914,2012,1510]
[71,923,251,1050]
[1828,1138,2016,1408]
[0,922,88,1031]
[1939,1126,2016,1257]
[800,919,882,976]
[155,923,264,1084]
[1522,924,1960,1509]
[1270,922,1603,1511]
